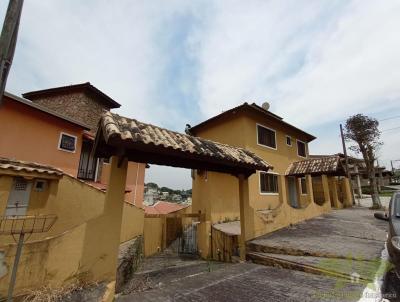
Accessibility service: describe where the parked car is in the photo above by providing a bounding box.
[375,191,400,277]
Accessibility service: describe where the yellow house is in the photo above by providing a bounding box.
[189,102,353,259]
[0,157,144,298]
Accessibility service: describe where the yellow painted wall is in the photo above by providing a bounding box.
[0,168,145,297]
[192,110,313,226]
[143,218,164,257]
[120,203,144,243]
[101,162,146,209]
[191,110,333,253]
[143,205,194,257]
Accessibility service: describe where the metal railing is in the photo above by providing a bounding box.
[0,214,57,302]
[0,214,57,235]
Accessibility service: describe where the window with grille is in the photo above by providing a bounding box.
[58,133,77,152]
[14,178,28,191]
[260,172,278,194]
[300,177,307,194]
[297,140,306,157]
[257,125,276,149]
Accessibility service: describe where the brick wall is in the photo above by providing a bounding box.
[30,92,108,131]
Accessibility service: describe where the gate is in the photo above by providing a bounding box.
[178,223,198,255]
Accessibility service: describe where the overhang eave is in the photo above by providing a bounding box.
[94,134,270,177]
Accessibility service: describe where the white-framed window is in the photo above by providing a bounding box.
[256,124,277,150]
[259,172,279,194]
[297,139,307,158]
[300,177,307,194]
[286,136,292,146]
[58,132,77,153]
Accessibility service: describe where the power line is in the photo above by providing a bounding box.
[379,115,400,122]
[381,126,400,132]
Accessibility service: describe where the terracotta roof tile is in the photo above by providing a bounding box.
[285,156,345,176]
[145,201,189,215]
[95,111,272,174]
[0,157,63,177]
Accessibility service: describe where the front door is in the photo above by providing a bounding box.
[5,178,32,216]
[288,177,298,208]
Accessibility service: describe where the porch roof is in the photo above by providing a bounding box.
[285,156,346,177]
[93,112,272,176]
[0,157,63,178]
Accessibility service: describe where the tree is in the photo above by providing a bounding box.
[344,114,382,208]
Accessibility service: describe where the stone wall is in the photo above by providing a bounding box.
[30,92,108,131]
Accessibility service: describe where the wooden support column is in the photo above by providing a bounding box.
[321,174,331,206]
[343,177,353,208]
[305,174,314,204]
[238,174,250,261]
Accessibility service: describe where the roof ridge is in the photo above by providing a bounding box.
[105,111,266,158]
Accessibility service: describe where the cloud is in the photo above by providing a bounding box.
[190,0,400,130]
[2,0,400,188]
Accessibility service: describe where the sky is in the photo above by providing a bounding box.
[1,0,400,190]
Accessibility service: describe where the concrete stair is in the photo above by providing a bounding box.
[246,243,378,282]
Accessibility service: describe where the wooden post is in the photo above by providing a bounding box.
[238,174,250,261]
[321,174,331,206]
[305,174,314,204]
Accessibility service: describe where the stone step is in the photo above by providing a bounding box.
[247,251,378,282]
[246,241,343,259]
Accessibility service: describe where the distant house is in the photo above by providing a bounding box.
[311,154,394,197]
[171,194,182,202]
[145,201,190,215]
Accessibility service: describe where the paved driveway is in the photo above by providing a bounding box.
[117,262,365,302]
[118,208,396,301]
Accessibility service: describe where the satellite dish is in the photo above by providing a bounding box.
[262,102,270,111]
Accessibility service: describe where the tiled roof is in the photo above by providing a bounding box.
[94,111,272,174]
[285,156,345,176]
[189,102,316,142]
[145,201,189,215]
[23,82,121,109]
[0,157,63,177]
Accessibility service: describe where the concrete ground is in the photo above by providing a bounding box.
[117,261,365,302]
[357,196,391,209]
[118,207,397,302]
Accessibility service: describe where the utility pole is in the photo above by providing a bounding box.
[0,0,24,106]
[340,124,355,205]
